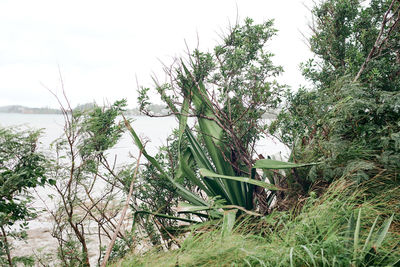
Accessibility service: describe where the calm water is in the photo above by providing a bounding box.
[0,113,178,164]
[0,113,288,164]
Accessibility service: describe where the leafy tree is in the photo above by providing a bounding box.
[271,0,400,187]
[134,18,309,215]
[140,18,284,173]
[0,127,50,266]
[47,99,133,266]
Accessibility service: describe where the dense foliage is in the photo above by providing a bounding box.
[2,0,399,266]
[131,130,189,247]
[134,18,293,218]
[120,0,400,265]
[0,127,50,266]
[271,0,400,187]
[139,18,285,172]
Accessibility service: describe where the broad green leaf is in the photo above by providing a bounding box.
[253,159,318,170]
[133,210,198,223]
[353,209,361,262]
[177,202,262,217]
[200,168,280,191]
[221,209,237,238]
[347,211,356,247]
[185,128,229,198]
[373,214,394,249]
[178,148,213,195]
[176,202,223,219]
[175,96,190,182]
[181,63,242,206]
[362,216,379,254]
[185,128,215,171]
[177,202,212,213]
[123,116,207,206]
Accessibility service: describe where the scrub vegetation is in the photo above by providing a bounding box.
[0,0,399,266]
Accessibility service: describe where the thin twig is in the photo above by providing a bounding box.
[101,145,144,267]
[354,0,399,82]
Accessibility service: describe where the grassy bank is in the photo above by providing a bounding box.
[113,178,400,266]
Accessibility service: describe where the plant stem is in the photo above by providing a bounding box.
[101,147,143,267]
[1,226,13,267]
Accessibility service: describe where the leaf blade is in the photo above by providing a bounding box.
[200,168,280,191]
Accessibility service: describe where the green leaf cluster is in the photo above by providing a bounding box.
[272,0,400,185]
[0,127,49,264]
[0,127,48,226]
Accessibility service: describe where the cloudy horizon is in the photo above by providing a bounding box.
[0,0,313,109]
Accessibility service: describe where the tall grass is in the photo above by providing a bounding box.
[113,178,400,266]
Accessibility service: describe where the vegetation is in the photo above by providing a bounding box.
[118,0,400,265]
[133,17,305,220]
[271,0,400,188]
[1,0,399,266]
[0,127,51,266]
[46,99,134,266]
[116,179,400,267]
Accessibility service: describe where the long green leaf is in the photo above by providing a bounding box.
[253,159,318,170]
[176,202,223,219]
[362,216,379,254]
[185,128,214,170]
[181,63,243,206]
[174,93,223,196]
[301,245,316,267]
[179,148,213,195]
[177,202,213,213]
[221,209,237,238]
[289,247,294,267]
[200,168,280,191]
[175,95,190,182]
[353,209,362,262]
[347,211,356,248]
[185,128,229,198]
[177,202,262,217]
[133,210,198,223]
[181,64,232,174]
[123,116,207,206]
[364,214,394,265]
[373,214,394,248]
[184,116,231,201]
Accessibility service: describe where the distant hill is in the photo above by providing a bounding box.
[0,104,170,116]
[0,105,62,114]
[0,104,276,118]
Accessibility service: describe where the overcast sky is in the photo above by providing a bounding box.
[0,0,313,108]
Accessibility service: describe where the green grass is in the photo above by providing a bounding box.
[113,178,400,267]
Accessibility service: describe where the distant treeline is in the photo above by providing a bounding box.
[0,105,62,114]
[0,103,171,116]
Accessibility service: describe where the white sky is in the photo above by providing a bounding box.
[0,0,313,108]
